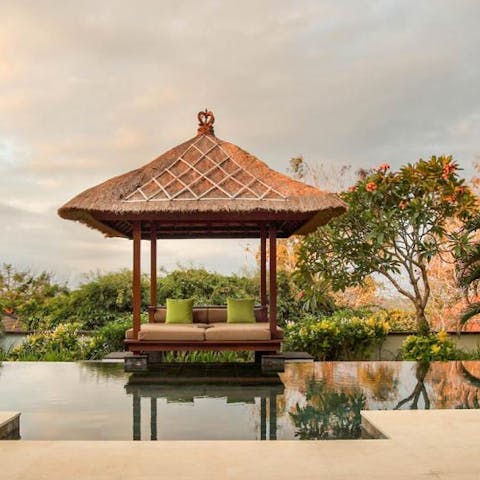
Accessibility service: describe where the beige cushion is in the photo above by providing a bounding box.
[138,324,205,341]
[205,323,283,341]
[126,323,212,340]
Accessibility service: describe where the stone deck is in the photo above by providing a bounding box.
[0,410,478,479]
[0,411,20,440]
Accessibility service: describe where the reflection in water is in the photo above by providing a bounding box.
[394,362,430,410]
[125,364,284,440]
[289,380,365,440]
[127,385,281,441]
[0,361,479,440]
[358,363,399,401]
[455,362,480,409]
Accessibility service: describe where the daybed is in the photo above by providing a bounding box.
[124,306,283,353]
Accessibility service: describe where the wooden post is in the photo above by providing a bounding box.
[133,221,142,340]
[149,223,157,323]
[260,225,267,322]
[268,224,277,338]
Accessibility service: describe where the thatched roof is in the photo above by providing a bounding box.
[59,110,346,239]
[1,314,27,333]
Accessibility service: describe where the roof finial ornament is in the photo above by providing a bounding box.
[197,108,215,135]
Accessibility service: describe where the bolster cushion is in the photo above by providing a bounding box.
[154,308,208,323]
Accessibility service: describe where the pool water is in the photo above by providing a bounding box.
[0,360,479,440]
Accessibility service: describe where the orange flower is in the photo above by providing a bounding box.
[365,182,377,192]
[296,291,305,300]
[443,194,456,204]
[399,200,408,210]
[455,186,465,194]
[348,186,357,192]
[442,161,457,179]
[378,163,390,172]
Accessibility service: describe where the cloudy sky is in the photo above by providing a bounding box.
[1,1,479,284]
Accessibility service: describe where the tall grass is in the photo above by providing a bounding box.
[163,351,252,363]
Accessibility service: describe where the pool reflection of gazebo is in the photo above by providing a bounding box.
[59,110,345,357]
[125,364,284,440]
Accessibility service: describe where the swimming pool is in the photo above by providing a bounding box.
[0,360,478,440]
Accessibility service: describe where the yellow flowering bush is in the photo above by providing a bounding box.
[284,310,390,360]
[9,323,84,361]
[401,331,462,361]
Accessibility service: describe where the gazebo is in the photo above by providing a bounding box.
[59,110,346,356]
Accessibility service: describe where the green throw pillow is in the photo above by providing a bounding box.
[165,298,194,324]
[227,298,256,324]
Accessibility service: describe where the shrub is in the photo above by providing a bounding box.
[23,292,74,330]
[401,331,463,361]
[284,309,390,360]
[273,270,300,326]
[157,268,258,305]
[382,309,417,332]
[8,323,85,361]
[28,270,150,330]
[8,314,145,361]
[84,315,133,360]
[63,271,150,330]
[15,267,304,333]
[0,264,68,331]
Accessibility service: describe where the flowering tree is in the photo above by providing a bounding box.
[0,264,67,318]
[297,156,477,335]
[457,214,480,325]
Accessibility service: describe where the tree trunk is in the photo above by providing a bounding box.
[415,304,430,336]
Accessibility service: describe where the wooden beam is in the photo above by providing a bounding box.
[132,221,142,339]
[260,225,267,322]
[269,224,277,338]
[95,211,313,224]
[149,223,157,323]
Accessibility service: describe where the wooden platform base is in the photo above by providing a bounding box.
[124,339,281,354]
[261,351,314,371]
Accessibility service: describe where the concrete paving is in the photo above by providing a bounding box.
[0,409,478,479]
